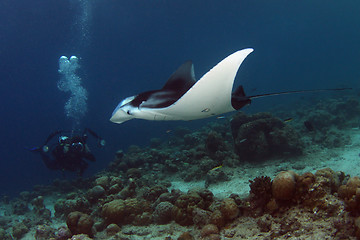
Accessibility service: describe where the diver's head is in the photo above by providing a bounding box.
[59,136,69,144]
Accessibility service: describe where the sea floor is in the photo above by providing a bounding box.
[173,128,360,198]
[1,127,360,239]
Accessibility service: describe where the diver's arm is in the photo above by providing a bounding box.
[83,128,106,147]
[26,130,63,153]
[81,144,96,162]
[83,151,96,162]
[83,128,100,139]
[44,130,63,145]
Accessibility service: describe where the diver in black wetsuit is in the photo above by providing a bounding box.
[28,128,105,176]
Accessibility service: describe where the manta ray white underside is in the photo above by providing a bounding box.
[110,48,254,124]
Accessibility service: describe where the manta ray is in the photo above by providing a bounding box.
[110,48,350,124]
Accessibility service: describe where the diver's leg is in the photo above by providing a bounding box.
[78,161,89,176]
[40,153,59,170]
[83,146,96,162]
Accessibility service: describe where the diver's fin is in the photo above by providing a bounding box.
[161,61,196,92]
[231,85,251,110]
[248,87,352,99]
[25,147,41,153]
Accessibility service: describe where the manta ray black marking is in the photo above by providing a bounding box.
[127,61,196,109]
[110,49,351,124]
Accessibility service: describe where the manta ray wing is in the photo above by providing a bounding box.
[142,48,254,120]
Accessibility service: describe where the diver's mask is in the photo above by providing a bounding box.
[59,136,69,144]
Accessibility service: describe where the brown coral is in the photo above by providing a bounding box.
[66,211,94,237]
[101,198,151,225]
[249,176,272,210]
[95,176,110,189]
[201,224,219,237]
[338,176,360,199]
[230,112,303,160]
[272,171,297,201]
[220,198,239,221]
[172,192,206,226]
[294,172,316,202]
[105,224,121,236]
[209,209,225,228]
[338,176,360,215]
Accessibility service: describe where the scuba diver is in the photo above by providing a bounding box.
[28,128,105,176]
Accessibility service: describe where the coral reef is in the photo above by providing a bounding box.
[272,171,297,200]
[2,162,360,239]
[34,224,55,240]
[153,201,174,224]
[2,94,360,239]
[54,195,91,218]
[105,223,121,236]
[230,112,304,161]
[66,211,94,237]
[101,198,151,225]
[12,222,29,239]
[249,176,272,211]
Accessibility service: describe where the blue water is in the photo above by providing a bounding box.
[0,0,359,197]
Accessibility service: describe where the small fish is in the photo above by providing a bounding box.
[201,108,210,112]
[283,118,293,123]
[217,116,226,119]
[166,130,172,134]
[239,138,247,143]
[210,165,223,171]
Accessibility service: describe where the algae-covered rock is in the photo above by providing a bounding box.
[54,226,72,240]
[11,199,29,215]
[172,191,206,226]
[12,222,29,239]
[101,198,151,225]
[231,112,304,161]
[153,201,174,224]
[220,198,239,220]
[178,231,195,240]
[0,228,11,240]
[249,176,273,210]
[66,211,94,237]
[201,224,219,238]
[95,176,110,189]
[205,168,230,188]
[142,185,168,202]
[205,131,226,154]
[192,207,211,227]
[87,185,106,202]
[69,234,93,240]
[34,224,55,240]
[105,223,121,236]
[272,171,297,201]
[54,197,91,217]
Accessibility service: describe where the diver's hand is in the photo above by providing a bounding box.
[26,145,49,153]
[42,145,49,153]
[99,139,106,147]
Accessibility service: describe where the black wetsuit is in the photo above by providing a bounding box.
[32,128,103,176]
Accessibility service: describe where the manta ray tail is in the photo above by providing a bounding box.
[231,86,251,110]
[231,86,352,110]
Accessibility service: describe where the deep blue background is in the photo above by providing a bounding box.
[0,0,359,196]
